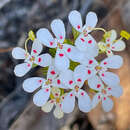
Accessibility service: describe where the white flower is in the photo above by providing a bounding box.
[12,39,52,77]
[89,76,123,112]
[42,87,65,119]
[23,65,66,107]
[59,69,91,113]
[75,55,123,87]
[98,30,126,56]
[68,10,99,57]
[36,19,86,71]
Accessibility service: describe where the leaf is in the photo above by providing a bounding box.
[49,48,56,57]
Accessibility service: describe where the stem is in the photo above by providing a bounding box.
[92,27,107,33]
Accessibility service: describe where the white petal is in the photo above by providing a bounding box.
[14,62,32,77]
[107,85,123,98]
[68,10,83,32]
[102,97,113,112]
[85,12,98,29]
[31,39,43,56]
[33,87,50,106]
[53,104,64,119]
[75,34,99,57]
[106,30,117,43]
[59,69,75,89]
[92,93,101,109]
[41,100,54,112]
[106,49,113,56]
[74,65,96,86]
[99,72,120,86]
[111,40,126,51]
[23,77,45,93]
[61,91,75,113]
[88,75,104,91]
[54,49,69,71]
[100,55,123,69]
[47,65,59,80]
[34,54,52,67]
[36,28,56,48]
[63,44,85,62]
[51,19,65,43]
[77,89,91,112]
[12,47,26,59]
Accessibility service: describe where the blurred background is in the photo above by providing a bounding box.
[0,0,130,130]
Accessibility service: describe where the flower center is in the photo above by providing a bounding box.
[45,79,52,85]
[57,43,63,49]
[29,56,35,62]
[56,98,60,103]
[101,89,107,95]
[75,85,79,92]
[95,66,102,71]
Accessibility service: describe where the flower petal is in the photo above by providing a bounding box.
[75,34,98,57]
[63,44,85,62]
[100,55,123,69]
[23,77,45,93]
[51,19,65,43]
[102,97,113,112]
[85,12,98,31]
[53,104,64,119]
[12,47,26,59]
[61,91,75,113]
[106,30,117,43]
[36,28,56,48]
[59,69,75,89]
[41,100,54,112]
[14,62,32,77]
[68,10,83,32]
[77,89,91,112]
[31,39,43,56]
[88,75,104,91]
[92,93,101,109]
[33,87,50,107]
[34,53,52,67]
[111,40,126,51]
[107,85,123,98]
[54,49,69,71]
[99,71,120,86]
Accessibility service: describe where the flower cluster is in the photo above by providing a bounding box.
[12,10,129,119]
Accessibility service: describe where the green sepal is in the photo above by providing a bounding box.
[32,64,38,68]
[72,27,80,40]
[41,66,49,77]
[49,48,56,57]
[63,39,74,45]
[69,60,80,71]
[89,88,98,93]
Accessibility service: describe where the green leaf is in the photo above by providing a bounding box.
[49,48,56,57]
[72,27,80,40]
[69,60,80,71]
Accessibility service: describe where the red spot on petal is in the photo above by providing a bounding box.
[59,53,64,57]
[60,35,63,39]
[50,70,56,75]
[108,50,111,53]
[55,93,58,96]
[88,70,91,75]
[38,80,42,83]
[38,57,42,62]
[104,97,106,100]
[33,50,37,53]
[77,78,82,82]
[57,79,61,84]
[97,84,101,88]
[46,88,49,92]
[67,48,71,53]
[69,80,73,85]
[62,97,64,99]
[48,79,52,82]
[84,34,88,37]
[81,92,84,96]
[107,39,110,42]
[51,100,54,103]
[70,93,73,97]
[112,46,115,49]
[102,73,105,77]
[59,104,62,107]
[89,60,93,64]
[104,62,107,65]
[77,25,80,29]
[98,95,100,99]
[108,87,111,90]
[27,64,31,67]
[80,38,85,42]
[88,40,92,44]
[50,42,53,46]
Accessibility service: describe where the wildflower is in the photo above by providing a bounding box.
[89,76,123,112]
[68,10,99,57]
[42,87,65,119]
[98,30,126,56]
[12,39,52,77]
[36,19,86,71]
[59,69,91,113]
